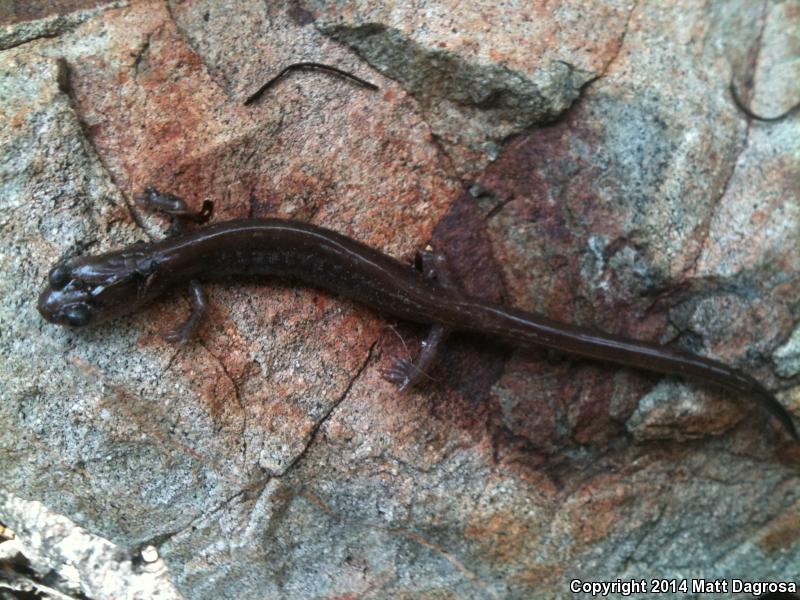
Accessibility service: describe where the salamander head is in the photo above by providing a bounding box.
[38,250,154,327]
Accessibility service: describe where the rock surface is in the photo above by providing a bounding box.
[0,1,798,599]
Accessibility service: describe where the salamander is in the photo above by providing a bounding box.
[37,188,798,440]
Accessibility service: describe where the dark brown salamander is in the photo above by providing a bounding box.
[38,188,797,439]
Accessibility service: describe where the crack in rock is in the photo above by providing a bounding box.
[196,337,250,462]
[275,340,378,478]
[598,0,640,79]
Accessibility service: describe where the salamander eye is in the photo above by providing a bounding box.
[64,304,90,327]
[48,265,72,290]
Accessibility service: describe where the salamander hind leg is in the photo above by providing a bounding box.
[382,324,449,391]
[163,280,207,345]
[414,247,461,292]
[382,248,460,391]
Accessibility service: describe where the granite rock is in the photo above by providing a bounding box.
[1,1,798,599]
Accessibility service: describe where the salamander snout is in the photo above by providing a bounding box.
[37,265,94,327]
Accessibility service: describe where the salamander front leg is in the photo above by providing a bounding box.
[135,187,213,235]
[163,280,207,344]
[382,248,460,391]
